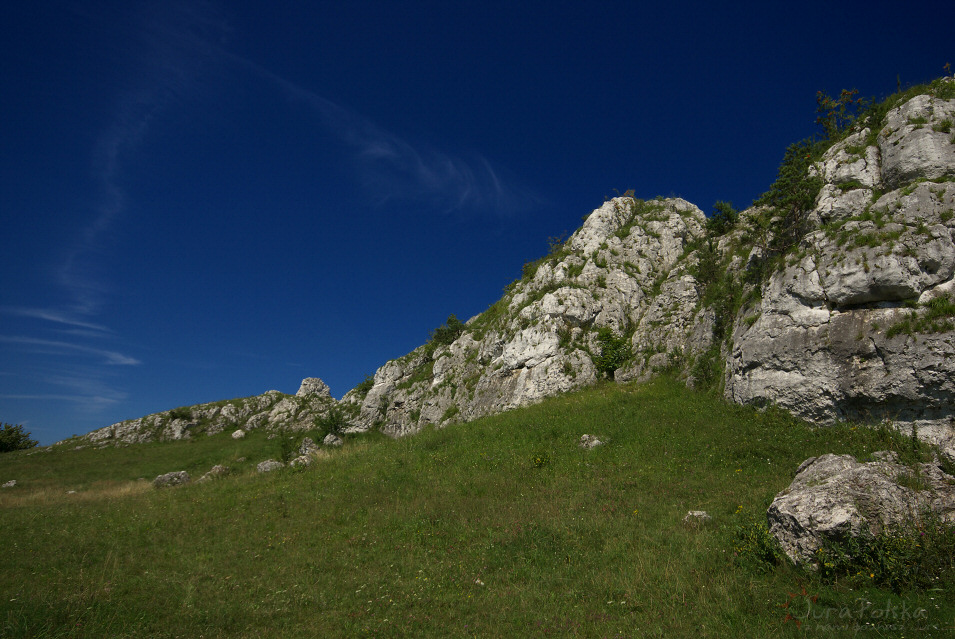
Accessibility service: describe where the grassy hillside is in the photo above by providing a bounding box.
[2,378,952,638]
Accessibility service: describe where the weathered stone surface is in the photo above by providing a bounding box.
[880,92,955,189]
[196,465,230,483]
[323,433,343,447]
[69,383,342,446]
[289,455,312,467]
[299,437,318,456]
[578,434,605,449]
[297,377,331,398]
[153,471,190,488]
[768,453,955,564]
[342,197,709,437]
[2,480,16,488]
[256,460,284,473]
[727,91,955,458]
[682,510,712,527]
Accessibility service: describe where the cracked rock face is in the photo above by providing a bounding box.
[727,91,955,458]
[768,453,955,564]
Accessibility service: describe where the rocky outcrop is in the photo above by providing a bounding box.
[768,452,955,564]
[67,79,955,461]
[726,84,955,457]
[340,197,709,436]
[75,378,339,446]
[297,378,331,398]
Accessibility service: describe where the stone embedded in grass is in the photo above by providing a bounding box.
[323,433,343,447]
[196,465,231,483]
[2,480,16,488]
[289,455,312,468]
[153,471,190,488]
[256,459,285,473]
[682,510,713,527]
[231,429,246,439]
[578,434,605,449]
[299,437,318,456]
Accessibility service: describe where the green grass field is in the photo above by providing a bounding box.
[2,377,953,638]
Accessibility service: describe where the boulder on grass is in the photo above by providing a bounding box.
[256,459,285,473]
[767,452,955,564]
[153,471,190,488]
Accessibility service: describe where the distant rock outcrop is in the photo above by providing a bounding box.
[75,379,337,446]
[768,452,955,564]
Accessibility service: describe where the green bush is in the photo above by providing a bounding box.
[277,428,298,463]
[353,374,375,399]
[317,406,349,437]
[706,200,738,236]
[733,515,787,573]
[430,314,465,346]
[0,423,38,453]
[815,514,955,593]
[755,138,825,257]
[593,327,631,379]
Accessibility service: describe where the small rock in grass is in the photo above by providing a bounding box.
[196,465,231,483]
[153,471,190,488]
[682,510,712,527]
[256,459,285,473]
[323,433,343,447]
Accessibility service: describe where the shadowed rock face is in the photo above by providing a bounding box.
[67,83,955,457]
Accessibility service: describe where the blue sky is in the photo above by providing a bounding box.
[2,0,952,445]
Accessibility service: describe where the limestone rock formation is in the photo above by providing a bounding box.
[578,434,606,449]
[682,510,713,527]
[76,378,339,446]
[323,433,343,447]
[297,378,331,398]
[66,79,955,462]
[768,452,955,564]
[726,86,955,457]
[340,197,709,436]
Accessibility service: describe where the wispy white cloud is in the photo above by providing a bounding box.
[0,336,140,366]
[59,2,231,316]
[0,393,123,408]
[0,306,112,334]
[231,54,540,215]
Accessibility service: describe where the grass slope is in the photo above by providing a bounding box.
[1,378,952,638]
